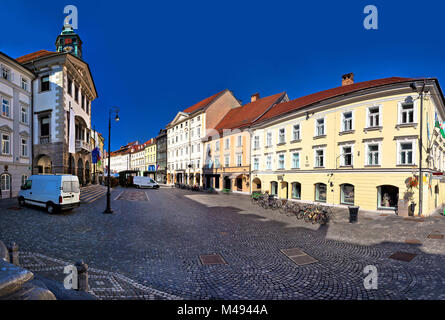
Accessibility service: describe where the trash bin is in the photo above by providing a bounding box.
[408,203,416,216]
[348,206,359,223]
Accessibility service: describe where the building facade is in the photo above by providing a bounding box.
[0,52,35,198]
[250,74,445,216]
[130,143,146,176]
[144,138,156,178]
[16,25,98,186]
[156,129,167,183]
[203,92,288,193]
[108,141,137,173]
[166,89,241,185]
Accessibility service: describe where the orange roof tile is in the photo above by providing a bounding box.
[256,77,416,124]
[16,50,58,64]
[214,92,286,133]
[183,90,227,113]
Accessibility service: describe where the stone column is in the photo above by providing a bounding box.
[8,242,19,266]
[75,260,89,292]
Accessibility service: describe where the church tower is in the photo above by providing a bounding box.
[55,24,83,59]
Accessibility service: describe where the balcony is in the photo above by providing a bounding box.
[39,136,50,144]
[76,140,91,153]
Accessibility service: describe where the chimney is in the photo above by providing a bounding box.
[342,73,354,86]
[251,93,260,103]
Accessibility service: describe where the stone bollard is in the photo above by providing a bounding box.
[8,242,19,266]
[75,260,89,292]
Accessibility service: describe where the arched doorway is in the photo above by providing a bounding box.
[77,158,84,186]
[35,155,52,174]
[68,155,75,175]
[85,160,90,184]
[377,185,399,210]
[235,176,243,191]
[252,178,261,192]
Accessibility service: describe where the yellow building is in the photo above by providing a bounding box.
[250,74,445,216]
[203,92,288,193]
[144,138,157,178]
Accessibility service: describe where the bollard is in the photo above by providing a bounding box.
[75,260,89,292]
[8,242,19,266]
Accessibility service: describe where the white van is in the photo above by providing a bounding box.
[133,176,159,189]
[18,175,81,214]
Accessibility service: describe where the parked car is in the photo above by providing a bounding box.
[18,175,81,214]
[133,176,159,189]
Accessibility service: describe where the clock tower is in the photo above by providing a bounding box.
[55,24,83,59]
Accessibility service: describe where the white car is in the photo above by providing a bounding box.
[133,176,159,189]
[18,175,81,214]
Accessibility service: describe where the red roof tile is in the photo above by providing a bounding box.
[183,90,227,113]
[214,92,286,133]
[16,50,58,64]
[256,77,416,124]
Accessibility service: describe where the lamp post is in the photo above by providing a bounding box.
[409,80,427,217]
[104,107,120,214]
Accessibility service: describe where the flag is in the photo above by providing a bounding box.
[68,109,76,153]
[441,122,445,138]
[427,122,431,141]
[92,147,100,164]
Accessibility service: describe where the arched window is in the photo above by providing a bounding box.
[340,184,354,205]
[315,183,327,202]
[1,174,11,192]
[291,182,301,199]
[270,181,278,196]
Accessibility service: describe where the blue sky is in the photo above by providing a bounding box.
[2,0,444,151]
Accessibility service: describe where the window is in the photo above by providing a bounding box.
[21,78,29,91]
[266,155,272,170]
[215,158,220,168]
[21,175,28,187]
[367,144,380,165]
[20,106,28,124]
[342,112,353,131]
[2,98,10,117]
[21,138,28,157]
[293,124,300,141]
[41,76,50,91]
[81,94,85,109]
[315,149,324,167]
[368,107,380,127]
[401,102,414,124]
[378,185,399,209]
[342,146,353,166]
[2,134,10,154]
[316,118,325,136]
[253,158,259,170]
[225,156,230,167]
[340,184,354,205]
[67,78,72,95]
[315,183,327,202]
[399,141,414,165]
[291,182,301,199]
[74,85,79,102]
[237,135,242,147]
[215,141,220,151]
[197,128,200,137]
[236,154,242,167]
[266,132,272,147]
[253,136,260,149]
[223,138,229,150]
[278,128,285,144]
[1,67,10,80]
[270,181,278,196]
[1,174,10,192]
[278,154,285,169]
[292,152,300,169]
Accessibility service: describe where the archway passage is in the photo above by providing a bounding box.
[35,155,52,174]
[77,158,84,186]
[85,160,90,184]
[236,176,243,191]
[224,176,231,190]
[68,155,76,175]
[252,178,261,192]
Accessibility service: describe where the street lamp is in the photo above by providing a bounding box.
[408,80,427,217]
[104,107,120,214]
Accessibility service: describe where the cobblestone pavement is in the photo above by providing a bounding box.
[1,187,445,300]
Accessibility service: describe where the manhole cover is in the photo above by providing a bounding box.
[427,234,444,239]
[199,254,226,265]
[389,251,417,262]
[281,248,318,266]
[7,207,22,211]
[403,218,424,222]
[405,239,422,244]
[379,214,389,217]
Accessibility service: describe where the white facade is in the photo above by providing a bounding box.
[0,52,34,198]
[109,152,130,173]
[130,145,145,175]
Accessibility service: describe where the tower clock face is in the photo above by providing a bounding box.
[63,45,74,53]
